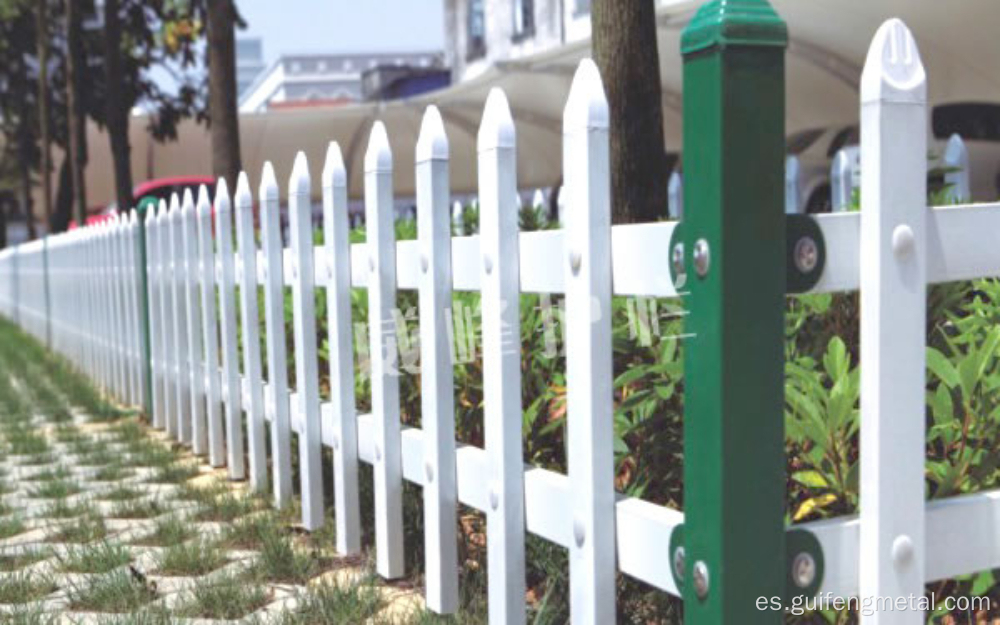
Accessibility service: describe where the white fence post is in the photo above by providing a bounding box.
[288,153,325,530]
[322,144,362,553]
[563,59,616,625]
[260,163,294,505]
[235,172,268,491]
[182,192,207,456]
[479,88,526,624]
[860,19,927,625]
[172,193,192,444]
[197,187,226,467]
[217,179,247,479]
[365,123,405,576]
[416,106,459,613]
[943,133,970,203]
[157,201,175,434]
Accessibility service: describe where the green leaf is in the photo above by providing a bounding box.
[926,347,959,389]
[792,470,829,489]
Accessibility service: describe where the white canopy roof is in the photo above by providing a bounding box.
[80,0,1000,206]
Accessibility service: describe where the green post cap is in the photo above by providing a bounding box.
[136,196,158,215]
[681,0,788,56]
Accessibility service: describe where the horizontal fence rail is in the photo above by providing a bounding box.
[2,6,1000,624]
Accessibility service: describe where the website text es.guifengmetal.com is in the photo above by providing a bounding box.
[756,592,990,617]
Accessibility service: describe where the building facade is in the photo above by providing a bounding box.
[239,52,446,113]
[236,38,267,100]
[444,0,594,83]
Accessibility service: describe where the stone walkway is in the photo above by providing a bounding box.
[0,321,426,624]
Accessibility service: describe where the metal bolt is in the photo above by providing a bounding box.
[692,560,710,600]
[374,445,382,462]
[420,253,429,274]
[369,256,376,272]
[671,242,685,277]
[489,485,500,511]
[672,546,686,583]
[569,250,582,275]
[425,462,434,484]
[791,552,816,589]
[483,254,493,275]
[794,236,819,274]
[693,239,711,278]
[573,517,586,547]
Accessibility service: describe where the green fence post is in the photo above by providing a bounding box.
[679,1,788,622]
[136,199,155,419]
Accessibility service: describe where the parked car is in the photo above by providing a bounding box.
[789,103,1000,213]
[71,176,217,229]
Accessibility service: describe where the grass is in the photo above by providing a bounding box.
[192,489,262,522]
[146,461,199,484]
[48,515,107,544]
[0,515,27,540]
[23,466,71,483]
[0,572,58,604]
[154,538,228,576]
[6,430,49,456]
[101,485,143,502]
[40,500,96,520]
[26,479,82,500]
[66,569,158,613]
[16,453,56,467]
[174,572,271,620]
[253,524,319,584]
[108,498,164,520]
[94,463,136,482]
[0,550,50,572]
[276,579,386,624]
[124,442,175,468]
[131,516,194,547]
[59,541,131,574]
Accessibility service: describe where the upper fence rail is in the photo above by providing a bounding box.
[2,9,1000,625]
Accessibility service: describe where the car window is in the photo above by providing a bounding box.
[827,126,859,158]
[933,103,1000,142]
[786,128,824,155]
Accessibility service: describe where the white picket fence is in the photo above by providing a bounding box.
[2,18,1000,624]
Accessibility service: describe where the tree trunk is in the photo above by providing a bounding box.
[103,0,133,213]
[36,0,53,230]
[65,0,87,226]
[592,0,667,224]
[207,0,242,191]
[19,158,36,240]
[51,157,72,233]
[0,196,8,249]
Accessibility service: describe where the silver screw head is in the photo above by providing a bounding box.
[569,250,582,275]
[424,462,434,484]
[374,445,382,462]
[792,552,816,589]
[573,517,586,547]
[693,239,710,278]
[483,254,493,275]
[671,242,685,277]
[420,253,429,274]
[794,236,819,274]
[489,485,500,511]
[672,546,686,583]
[692,560,710,600]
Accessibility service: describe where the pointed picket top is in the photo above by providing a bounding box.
[129,209,138,226]
[215,176,232,216]
[416,106,449,162]
[145,203,156,226]
[235,171,253,210]
[169,193,182,222]
[290,151,311,196]
[478,88,515,151]
[322,142,347,188]
[532,189,545,209]
[181,187,196,218]
[364,121,392,174]
[196,185,211,218]
[861,18,926,104]
[260,161,279,202]
[563,59,609,132]
[156,199,169,223]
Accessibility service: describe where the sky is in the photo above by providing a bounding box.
[237,0,446,63]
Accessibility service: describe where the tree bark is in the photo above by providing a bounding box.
[19,158,36,240]
[36,0,53,230]
[592,0,667,224]
[65,0,87,226]
[51,156,72,233]
[207,0,242,191]
[104,0,133,213]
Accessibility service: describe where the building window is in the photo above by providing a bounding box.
[467,0,486,60]
[513,0,534,40]
[575,0,590,16]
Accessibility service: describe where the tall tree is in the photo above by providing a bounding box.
[592,0,667,223]
[65,0,87,225]
[206,0,241,191]
[102,0,132,213]
[35,0,52,229]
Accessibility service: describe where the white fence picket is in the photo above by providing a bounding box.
[260,163,294,506]
[563,59,616,625]
[182,193,207,456]
[288,153,325,530]
[322,144,361,554]
[157,200,175,435]
[146,206,164,429]
[416,106,459,613]
[172,193,192,444]
[364,123,405,578]
[235,172,268,491]
[859,19,928,625]
[479,88,526,624]
[197,188,226,467]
